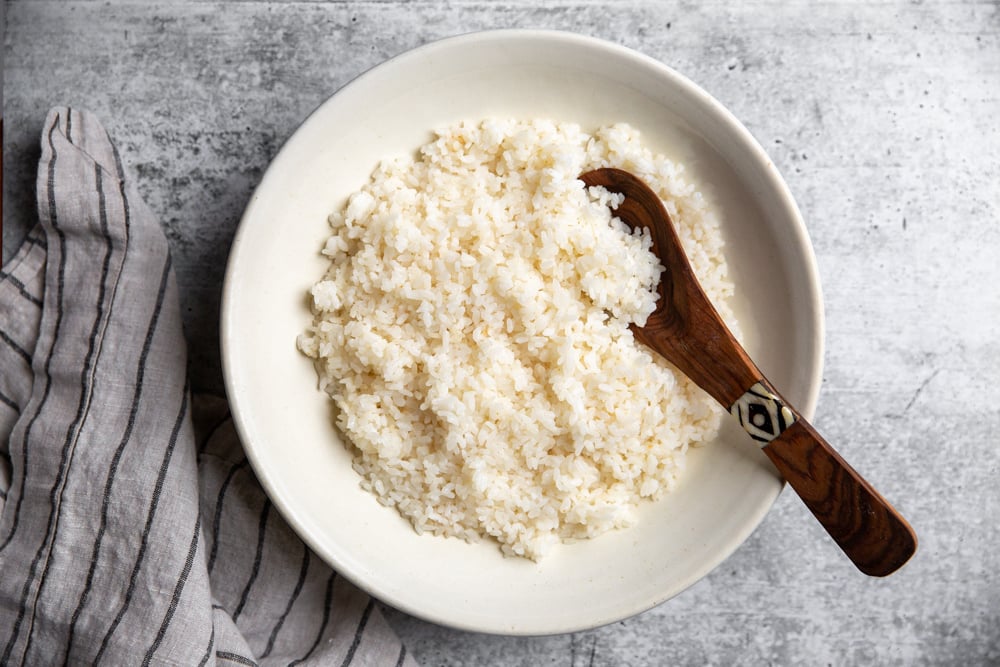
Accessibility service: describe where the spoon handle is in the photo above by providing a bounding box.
[730,379,917,576]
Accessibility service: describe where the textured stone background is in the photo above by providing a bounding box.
[3,1,998,665]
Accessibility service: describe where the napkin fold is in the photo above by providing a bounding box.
[0,107,416,666]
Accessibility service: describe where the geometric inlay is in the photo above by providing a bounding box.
[729,381,797,446]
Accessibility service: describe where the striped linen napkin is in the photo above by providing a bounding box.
[0,107,417,666]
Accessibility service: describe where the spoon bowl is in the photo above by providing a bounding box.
[581,167,917,577]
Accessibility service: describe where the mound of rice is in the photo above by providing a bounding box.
[298,119,736,560]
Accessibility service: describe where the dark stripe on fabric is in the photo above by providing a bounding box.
[24,159,121,662]
[207,459,249,573]
[216,650,259,666]
[196,624,215,667]
[64,256,173,663]
[260,544,311,658]
[232,498,272,622]
[288,572,336,667]
[140,511,201,666]
[23,234,46,249]
[394,644,408,667]
[65,108,73,144]
[94,123,133,329]
[0,113,71,665]
[0,330,32,366]
[0,270,44,307]
[108,131,126,183]
[93,375,190,663]
[0,390,18,412]
[340,598,375,667]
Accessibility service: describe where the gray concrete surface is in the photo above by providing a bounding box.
[3,1,998,664]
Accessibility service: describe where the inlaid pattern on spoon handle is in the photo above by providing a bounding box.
[729,380,796,444]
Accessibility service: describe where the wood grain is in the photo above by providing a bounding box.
[763,418,917,576]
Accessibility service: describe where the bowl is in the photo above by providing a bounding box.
[221,29,823,635]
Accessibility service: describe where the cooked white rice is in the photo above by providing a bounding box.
[298,119,736,560]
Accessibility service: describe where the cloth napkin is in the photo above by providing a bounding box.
[0,107,418,666]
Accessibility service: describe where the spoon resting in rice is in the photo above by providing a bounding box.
[580,167,917,577]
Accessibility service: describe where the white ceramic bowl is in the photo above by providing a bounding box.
[221,30,823,635]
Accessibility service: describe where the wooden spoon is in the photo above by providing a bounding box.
[580,167,916,577]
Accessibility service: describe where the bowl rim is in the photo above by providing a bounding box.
[220,28,825,634]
